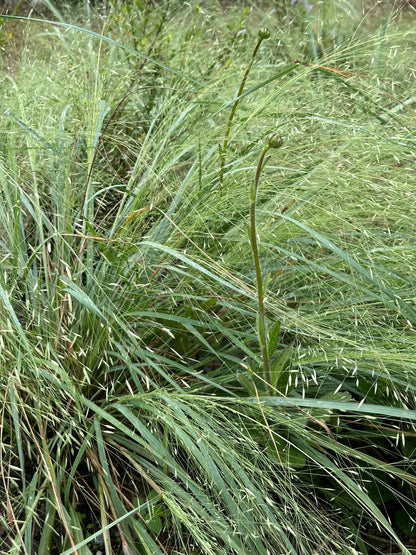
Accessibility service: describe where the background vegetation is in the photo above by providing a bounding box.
[1,0,416,553]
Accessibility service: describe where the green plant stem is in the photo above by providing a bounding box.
[219,36,265,187]
[251,146,270,384]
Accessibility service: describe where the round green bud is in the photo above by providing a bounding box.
[266,133,283,149]
[258,28,271,40]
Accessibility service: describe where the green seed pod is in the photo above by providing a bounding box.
[258,28,271,40]
[266,133,283,149]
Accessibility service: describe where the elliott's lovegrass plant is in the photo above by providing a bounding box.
[1,1,416,553]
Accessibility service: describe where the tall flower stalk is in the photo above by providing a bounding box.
[218,28,271,187]
[249,133,283,385]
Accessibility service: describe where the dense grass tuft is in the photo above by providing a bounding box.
[1,1,416,553]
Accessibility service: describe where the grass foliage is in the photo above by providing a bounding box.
[1,1,416,553]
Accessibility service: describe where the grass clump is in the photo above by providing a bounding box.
[1,1,416,554]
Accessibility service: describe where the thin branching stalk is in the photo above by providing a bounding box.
[219,28,270,187]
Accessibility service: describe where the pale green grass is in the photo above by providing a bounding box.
[1,1,416,554]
